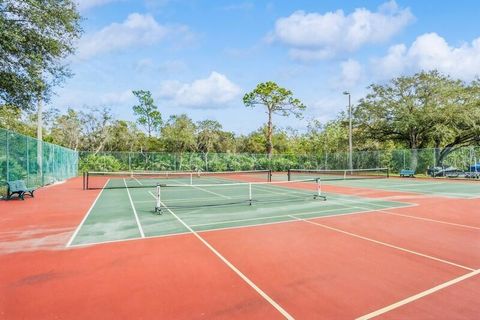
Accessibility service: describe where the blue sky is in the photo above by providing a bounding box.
[53,0,480,133]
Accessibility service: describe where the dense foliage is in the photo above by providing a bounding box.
[243,81,306,156]
[0,0,82,109]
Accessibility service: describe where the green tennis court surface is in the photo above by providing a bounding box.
[285,169,480,199]
[70,169,480,246]
[69,175,411,246]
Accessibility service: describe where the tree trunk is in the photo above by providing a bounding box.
[37,96,43,185]
[410,148,418,171]
[266,110,273,158]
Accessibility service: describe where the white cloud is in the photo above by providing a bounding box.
[77,13,192,59]
[158,72,241,108]
[373,33,480,80]
[270,0,414,60]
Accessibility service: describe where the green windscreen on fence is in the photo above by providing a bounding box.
[78,146,480,175]
[0,128,79,198]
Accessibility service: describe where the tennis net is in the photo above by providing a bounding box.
[154,178,325,213]
[83,170,272,190]
[288,168,389,182]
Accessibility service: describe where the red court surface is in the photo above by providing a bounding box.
[0,235,281,319]
[1,177,479,319]
[201,220,475,319]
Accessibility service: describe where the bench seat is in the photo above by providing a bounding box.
[6,180,35,200]
[400,169,415,177]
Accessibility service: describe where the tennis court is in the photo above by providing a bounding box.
[1,169,479,319]
[69,170,412,246]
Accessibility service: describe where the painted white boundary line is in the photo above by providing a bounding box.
[68,231,191,248]
[124,178,145,238]
[68,192,415,249]
[289,215,475,271]
[356,269,480,320]
[167,178,232,199]
[383,211,480,230]
[66,179,110,247]
[336,196,480,230]
[159,199,294,320]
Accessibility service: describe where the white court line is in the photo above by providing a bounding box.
[68,230,191,248]
[124,178,145,238]
[290,215,475,271]
[356,269,480,320]
[196,205,416,233]
[66,179,110,247]
[331,196,480,231]
[168,179,232,200]
[158,199,295,320]
[327,180,476,199]
[71,191,415,249]
[383,211,480,230]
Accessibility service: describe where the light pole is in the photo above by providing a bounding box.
[343,91,353,171]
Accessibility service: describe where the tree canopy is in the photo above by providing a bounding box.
[0,0,82,109]
[355,71,480,167]
[132,90,162,138]
[243,81,306,156]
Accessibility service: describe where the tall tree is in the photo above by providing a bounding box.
[132,90,162,137]
[0,0,82,109]
[80,107,113,153]
[429,79,480,164]
[196,120,222,153]
[0,105,33,134]
[356,71,450,168]
[103,120,143,152]
[50,108,82,150]
[161,114,197,153]
[243,81,306,156]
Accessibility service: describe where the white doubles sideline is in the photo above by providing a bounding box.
[66,179,109,247]
[124,178,145,238]
[355,269,480,319]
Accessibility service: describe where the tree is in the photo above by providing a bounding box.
[50,108,82,150]
[243,81,306,156]
[0,105,33,134]
[103,120,144,152]
[196,120,223,153]
[429,79,480,165]
[132,90,162,137]
[0,0,82,109]
[161,114,197,153]
[80,107,113,153]
[356,71,448,168]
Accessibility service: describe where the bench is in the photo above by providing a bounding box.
[400,169,415,177]
[6,180,35,200]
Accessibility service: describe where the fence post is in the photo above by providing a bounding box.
[26,136,29,187]
[6,131,9,182]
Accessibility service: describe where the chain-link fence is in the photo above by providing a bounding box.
[3,126,477,198]
[79,147,480,175]
[0,128,79,198]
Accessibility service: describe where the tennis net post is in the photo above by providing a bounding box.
[154,184,162,214]
[314,178,327,200]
